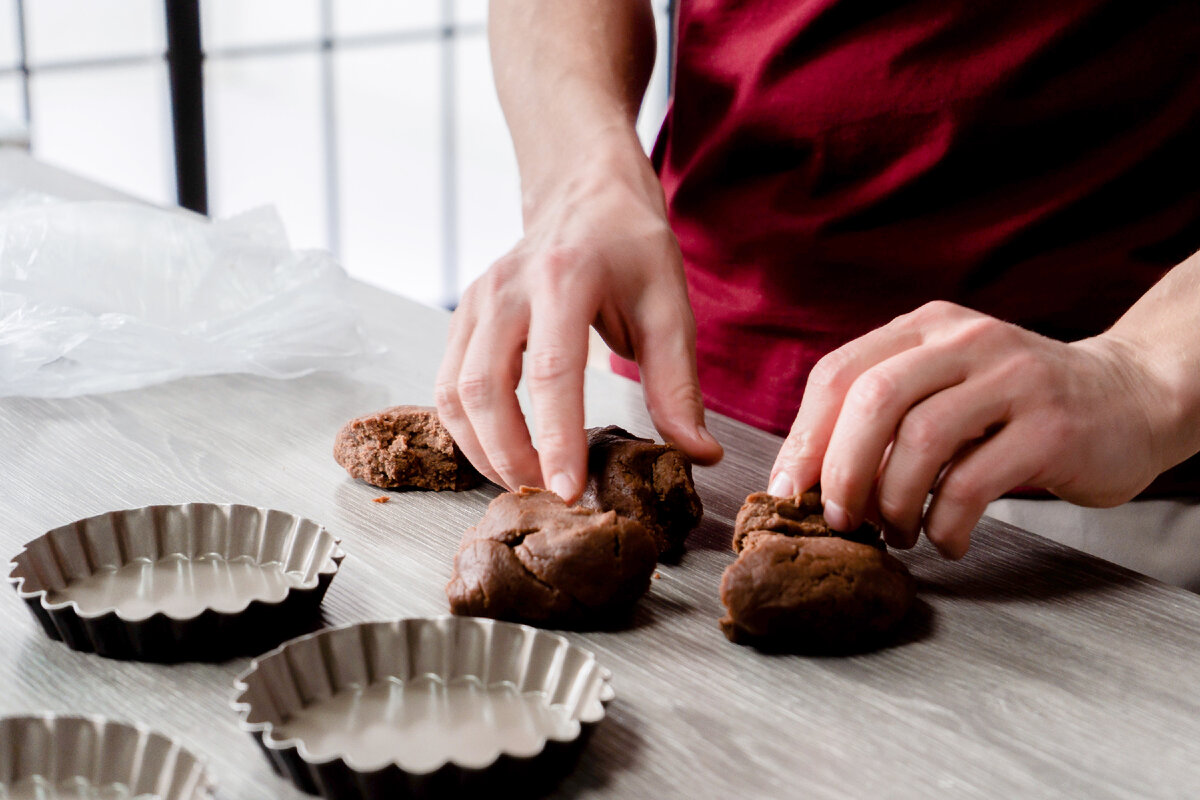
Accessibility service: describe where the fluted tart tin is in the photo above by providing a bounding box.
[7,502,345,662]
[232,616,614,799]
[0,713,215,799]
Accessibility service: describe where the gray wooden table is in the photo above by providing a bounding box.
[2,152,1199,800]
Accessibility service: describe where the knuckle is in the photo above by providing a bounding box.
[783,428,823,465]
[954,316,1016,351]
[937,470,987,510]
[536,246,581,287]
[487,455,518,483]
[491,252,520,281]
[847,369,900,413]
[456,371,493,408]
[534,426,574,458]
[526,347,577,387]
[433,381,461,415]
[932,299,966,316]
[480,270,505,297]
[898,411,943,458]
[877,493,915,529]
[819,462,852,498]
[445,308,470,340]
[807,350,854,392]
[459,272,483,301]
[451,287,476,318]
[481,254,522,296]
[904,301,987,340]
[665,378,705,410]
[908,299,957,325]
[927,524,970,559]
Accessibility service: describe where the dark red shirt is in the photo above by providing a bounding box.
[614,0,1200,493]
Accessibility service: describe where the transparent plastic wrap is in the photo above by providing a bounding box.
[0,190,380,397]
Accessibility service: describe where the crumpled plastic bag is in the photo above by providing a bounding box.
[0,190,380,397]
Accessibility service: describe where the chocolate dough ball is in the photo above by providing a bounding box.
[719,534,915,651]
[733,490,882,553]
[579,425,703,557]
[447,487,658,628]
[334,405,482,491]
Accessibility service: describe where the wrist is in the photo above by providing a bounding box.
[519,123,661,225]
[1085,331,1200,474]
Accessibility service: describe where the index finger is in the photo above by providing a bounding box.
[769,322,923,508]
[436,301,504,487]
[820,342,967,531]
[525,287,593,502]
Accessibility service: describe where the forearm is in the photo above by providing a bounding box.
[489,0,657,221]
[1096,248,1200,472]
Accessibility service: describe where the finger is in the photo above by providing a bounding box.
[922,420,1043,559]
[769,322,926,499]
[867,443,903,546]
[875,379,1011,547]
[435,302,504,486]
[435,294,475,394]
[818,341,968,530]
[634,291,724,466]
[456,306,542,490]
[864,441,931,551]
[526,288,592,502]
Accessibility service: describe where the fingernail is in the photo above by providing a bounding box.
[882,522,918,550]
[768,473,796,497]
[549,472,577,502]
[696,425,719,448]
[824,500,851,531]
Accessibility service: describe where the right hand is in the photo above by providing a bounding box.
[435,138,724,500]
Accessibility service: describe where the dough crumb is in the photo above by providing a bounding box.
[333,405,483,491]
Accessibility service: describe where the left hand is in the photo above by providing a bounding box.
[768,300,1176,559]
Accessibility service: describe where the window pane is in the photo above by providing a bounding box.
[0,0,17,69]
[454,0,486,27]
[24,0,163,65]
[205,53,327,249]
[29,63,173,204]
[200,0,320,51]
[335,42,442,305]
[454,35,520,297]
[0,74,21,128]
[333,0,438,38]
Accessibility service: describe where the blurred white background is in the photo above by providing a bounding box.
[0,0,672,309]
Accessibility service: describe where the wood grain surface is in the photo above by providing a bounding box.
[2,153,1199,799]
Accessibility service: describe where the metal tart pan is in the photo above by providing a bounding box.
[7,502,345,662]
[232,616,613,799]
[0,713,215,799]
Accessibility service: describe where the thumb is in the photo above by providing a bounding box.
[634,298,724,466]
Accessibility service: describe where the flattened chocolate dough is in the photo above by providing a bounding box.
[334,405,482,491]
[722,489,913,651]
[447,487,658,628]
[579,426,702,557]
[719,533,915,651]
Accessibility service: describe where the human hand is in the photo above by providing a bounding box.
[768,301,1177,558]
[435,140,723,500]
